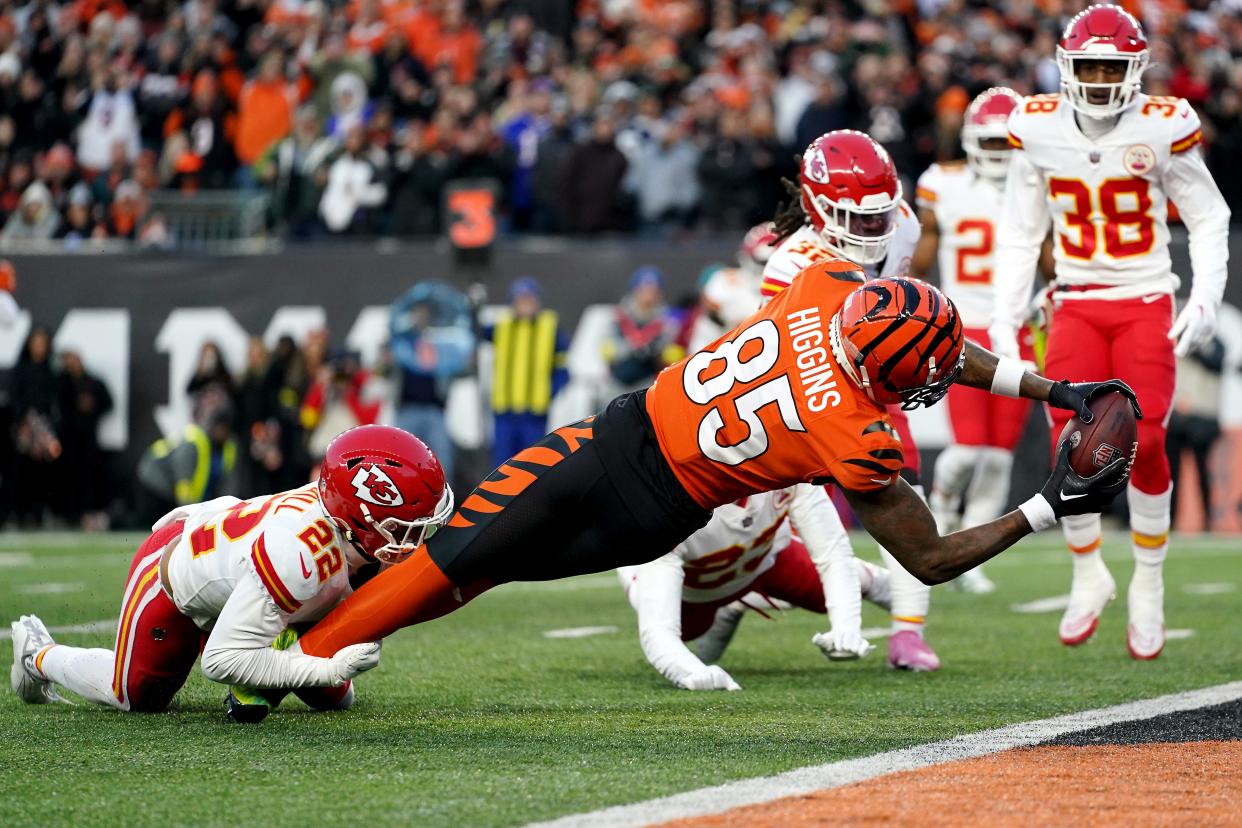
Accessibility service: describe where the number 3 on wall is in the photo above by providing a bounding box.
[682,320,806,466]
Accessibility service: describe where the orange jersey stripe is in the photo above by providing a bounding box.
[479,464,538,497]
[461,493,504,514]
[251,535,301,614]
[1171,129,1202,154]
[915,186,936,204]
[510,446,564,467]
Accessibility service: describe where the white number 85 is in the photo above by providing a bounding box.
[683,320,807,466]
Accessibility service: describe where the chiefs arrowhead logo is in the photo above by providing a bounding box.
[803,145,831,184]
[350,465,405,507]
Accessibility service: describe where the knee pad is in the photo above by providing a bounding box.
[932,445,979,498]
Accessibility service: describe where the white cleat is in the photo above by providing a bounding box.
[953,567,996,595]
[1126,572,1165,660]
[1059,569,1116,647]
[694,602,746,665]
[10,615,63,704]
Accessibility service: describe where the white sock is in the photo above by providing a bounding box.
[962,448,1014,529]
[880,545,929,635]
[930,445,979,534]
[856,559,891,611]
[1061,512,1110,588]
[36,644,126,709]
[1128,483,1171,619]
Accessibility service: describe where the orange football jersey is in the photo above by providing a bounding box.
[646,259,905,510]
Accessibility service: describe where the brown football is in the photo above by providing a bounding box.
[1058,391,1138,479]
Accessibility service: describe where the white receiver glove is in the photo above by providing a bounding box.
[677,665,741,691]
[812,630,876,661]
[1168,298,1218,358]
[329,642,382,686]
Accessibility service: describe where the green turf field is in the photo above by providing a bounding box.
[1,531,1239,827]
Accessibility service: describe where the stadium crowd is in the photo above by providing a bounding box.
[2,0,1242,245]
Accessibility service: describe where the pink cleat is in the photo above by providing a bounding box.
[887,630,941,672]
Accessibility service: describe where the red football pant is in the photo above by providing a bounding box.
[946,327,1035,449]
[1043,294,1174,495]
[111,521,206,712]
[680,540,825,641]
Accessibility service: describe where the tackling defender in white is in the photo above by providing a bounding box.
[618,484,889,690]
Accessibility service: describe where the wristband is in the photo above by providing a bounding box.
[1018,494,1058,532]
[991,356,1026,398]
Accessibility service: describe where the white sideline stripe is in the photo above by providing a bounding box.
[525,681,1242,828]
[1009,594,1070,614]
[0,619,116,641]
[544,626,619,639]
[1183,582,1235,595]
[0,552,33,567]
[858,626,891,639]
[1165,628,1195,640]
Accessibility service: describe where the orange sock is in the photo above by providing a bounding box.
[299,547,486,657]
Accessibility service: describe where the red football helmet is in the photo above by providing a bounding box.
[1057,4,1148,117]
[318,425,454,565]
[829,278,965,409]
[738,221,778,276]
[799,130,902,266]
[962,87,1022,179]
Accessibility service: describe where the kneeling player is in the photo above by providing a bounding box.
[10,426,451,717]
[618,484,890,690]
[288,263,1138,672]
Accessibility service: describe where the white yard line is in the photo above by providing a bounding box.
[1183,582,1235,595]
[524,681,1242,828]
[0,619,116,641]
[17,582,85,595]
[543,626,619,639]
[1009,595,1071,614]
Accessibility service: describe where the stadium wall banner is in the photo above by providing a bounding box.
[6,233,1242,526]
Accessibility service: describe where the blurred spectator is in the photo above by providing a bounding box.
[137,405,238,527]
[389,282,475,481]
[325,71,373,141]
[500,81,553,230]
[137,34,189,149]
[186,341,237,423]
[486,277,568,468]
[565,114,628,234]
[234,50,298,175]
[104,180,148,240]
[1167,336,1226,529]
[626,121,700,237]
[256,106,335,236]
[301,350,383,458]
[602,266,683,391]
[54,184,103,246]
[56,350,113,530]
[320,124,387,233]
[794,76,847,155]
[10,326,60,527]
[1,181,61,241]
[76,65,140,173]
[388,123,450,236]
[164,70,238,189]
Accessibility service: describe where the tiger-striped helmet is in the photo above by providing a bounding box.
[829,278,965,409]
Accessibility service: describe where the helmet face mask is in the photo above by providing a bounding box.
[318,425,454,566]
[1056,5,1149,118]
[828,278,965,410]
[962,87,1021,180]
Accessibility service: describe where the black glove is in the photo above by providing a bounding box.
[1039,440,1131,518]
[1046,379,1143,424]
